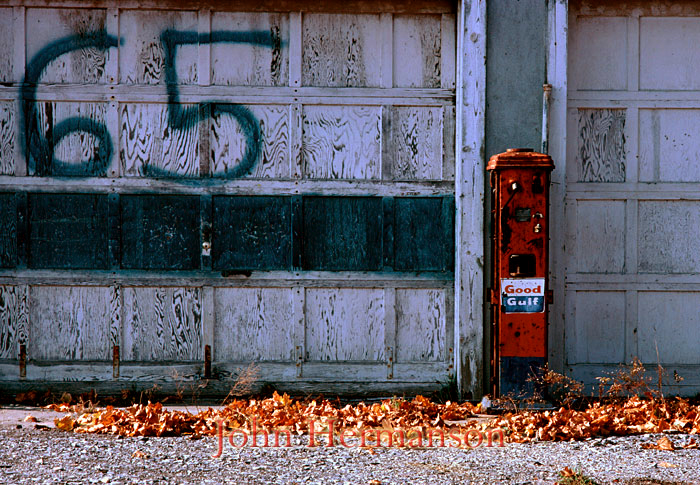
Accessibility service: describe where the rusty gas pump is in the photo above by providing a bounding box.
[488,148,554,397]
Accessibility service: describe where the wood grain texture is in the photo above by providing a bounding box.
[393,196,452,271]
[211,104,289,178]
[28,193,109,270]
[302,105,381,179]
[575,200,625,274]
[392,14,441,88]
[396,289,446,362]
[26,8,109,84]
[301,13,381,88]
[0,193,16,268]
[639,201,700,274]
[120,195,200,270]
[0,8,13,83]
[577,109,626,182]
[211,12,288,86]
[213,287,294,361]
[120,103,200,177]
[0,101,15,175]
[391,106,443,180]
[109,285,121,347]
[29,286,110,361]
[0,285,28,360]
[119,9,198,85]
[31,102,109,176]
[122,287,202,361]
[212,196,292,271]
[305,288,385,361]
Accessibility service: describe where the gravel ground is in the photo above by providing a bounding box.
[1,407,699,484]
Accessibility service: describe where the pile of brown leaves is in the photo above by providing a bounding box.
[47,393,700,443]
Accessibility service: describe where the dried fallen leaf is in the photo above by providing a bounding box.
[560,467,575,477]
[132,450,149,459]
[657,436,675,451]
[657,461,678,468]
[683,438,699,449]
[23,415,37,422]
[54,415,75,432]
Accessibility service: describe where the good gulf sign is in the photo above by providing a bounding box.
[500,278,545,313]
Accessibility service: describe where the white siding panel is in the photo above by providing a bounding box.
[638,292,700,364]
[640,18,700,91]
[576,200,626,274]
[392,15,441,88]
[572,291,625,364]
[639,109,700,182]
[396,289,446,362]
[571,17,627,91]
[0,8,14,83]
[391,106,443,180]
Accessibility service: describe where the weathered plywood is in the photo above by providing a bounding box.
[302,106,381,179]
[30,102,110,176]
[0,286,28,360]
[211,12,289,86]
[29,286,111,361]
[638,291,700,365]
[393,197,453,271]
[211,104,289,178]
[305,288,385,361]
[391,106,443,180]
[570,16,627,91]
[122,287,202,361]
[639,109,700,182]
[0,8,13,84]
[28,193,109,270]
[120,195,200,270]
[119,10,198,85]
[120,103,199,177]
[0,101,16,175]
[575,200,625,273]
[640,17,700,90]
[570,291,625,364]
[26,8,109,84]
[395,289,445,362]
[301,13,381,87]
[212,196,292,271]
[577,109,626,182]
[0,194,15,268]
[392,15,441,88]
[213,287,294,361]
[639,201,700,274]
[301,197,382,271]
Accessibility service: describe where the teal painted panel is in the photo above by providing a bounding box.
[212,196,292,271]
[121,195,200,270]
[394,197,453,271]
[28,193,108,269]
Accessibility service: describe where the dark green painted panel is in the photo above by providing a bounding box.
[212,196,292,271]
[394,197,453,272]
[0,193,16,268]
[302,197,382,271]
[121,195,200,270]
[28,193,108,269]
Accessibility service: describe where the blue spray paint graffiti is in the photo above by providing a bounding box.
[22,29,280,178]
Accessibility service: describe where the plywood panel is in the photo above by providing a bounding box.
[575,200,625,273]
[30,102,110,176]
[122,287,202,361]
[29,286,110,361]
[211,104,289,178]
[26,8,109,84]
[393,15,441,88]
[301,14,381,87]
[638,292,700,365]
[0,286,28,360]
[396,289,445,362]
[212,196,292,271]
[577,109,625,182]
[570,17,627,91]
[29,193,109,270]
[119,10,198,85]
[640,18,700,91]
[0,8,13,83]
[393,197,453,271]
[0,194,15,268]
[639,201,700,273]
[120,103,199,177]
[211,12,288,86]
[305,288,385,361]
[571,291,625,364]
[214,287,294,361]
[639,109,700,182]
[391,106,443,180]
[302,106,381,179]
[0,101,16,175]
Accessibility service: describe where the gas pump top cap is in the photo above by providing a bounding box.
[487,148,555,171]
